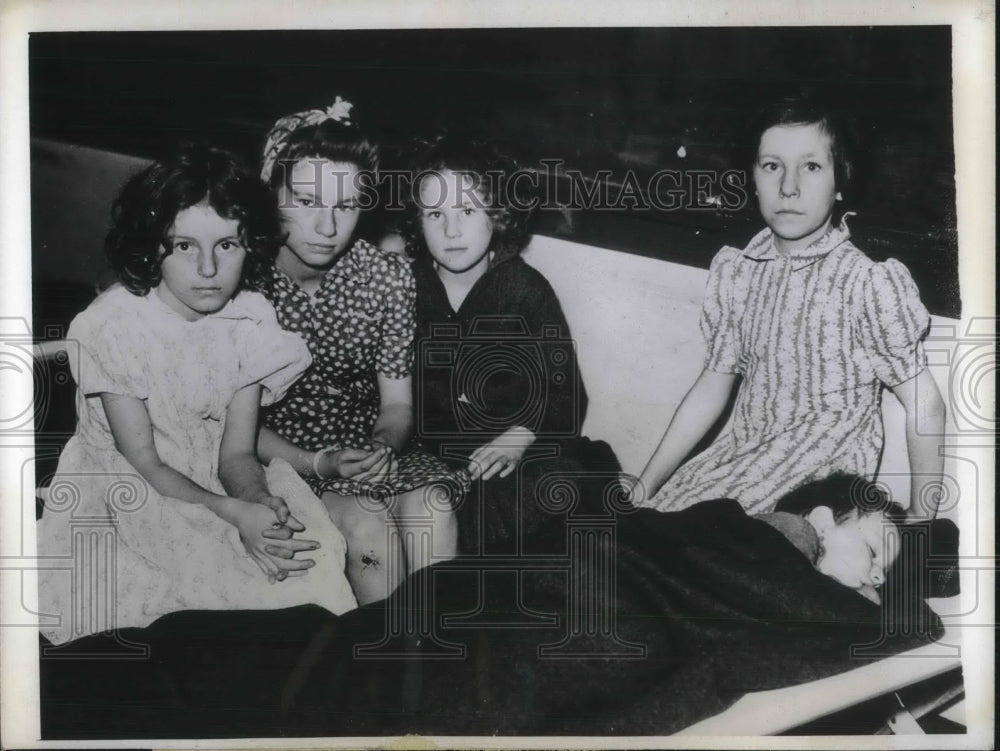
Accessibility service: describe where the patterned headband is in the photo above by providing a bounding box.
[259,96,355,183]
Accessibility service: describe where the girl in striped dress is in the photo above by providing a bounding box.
[632,96,946,521]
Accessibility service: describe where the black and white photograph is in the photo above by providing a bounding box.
[0,1,994,747]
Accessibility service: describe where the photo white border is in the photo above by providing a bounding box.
[1,1,993,748]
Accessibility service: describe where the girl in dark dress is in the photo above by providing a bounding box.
[401,137,621,554]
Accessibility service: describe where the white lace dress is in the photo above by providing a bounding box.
[37,285,357,645]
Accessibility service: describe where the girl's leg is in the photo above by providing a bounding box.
[321,491,406,605]
[389,483,459,574]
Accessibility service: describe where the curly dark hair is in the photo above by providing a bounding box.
[774,473,907,525]
[105,143,282,295]
[737,92,862,218]
[399,136,533,264]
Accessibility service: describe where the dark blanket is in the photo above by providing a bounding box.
[40,500,942,739]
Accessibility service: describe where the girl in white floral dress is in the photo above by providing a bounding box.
[633,95,946,521]
[37,145,356,646]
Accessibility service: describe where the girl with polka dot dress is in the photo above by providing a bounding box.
[256,99,464,603]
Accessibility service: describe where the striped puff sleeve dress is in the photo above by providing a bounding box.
[643,221,931,515]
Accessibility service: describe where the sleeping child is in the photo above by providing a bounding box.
[760,473,904,604]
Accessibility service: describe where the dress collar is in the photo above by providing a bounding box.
[413,251,518,317]
[413,254,459,314]
[741,214,854,270]
[271,239,377,294]
[327,239,377,285]
[216,291,269,320]
[146,285,261,322]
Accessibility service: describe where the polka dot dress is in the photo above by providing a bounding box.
[262,239,468,498]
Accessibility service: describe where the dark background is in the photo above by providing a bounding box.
[29,27,959,317]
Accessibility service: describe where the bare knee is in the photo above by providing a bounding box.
[322,492,394,553]
[394,483,459,524]
[395,484,459,567]
[322,492,406,604]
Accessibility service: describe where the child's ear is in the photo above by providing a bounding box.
[807,506,836,536]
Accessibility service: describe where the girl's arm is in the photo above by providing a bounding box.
[633,369,739,504]
[257,424,390,482]
[102,392,316,580]
[219,384,302,530]
[372,373,415,452]
[361,255,418,482]
[468,425,536,481]
[103,391,239,510]
[354,373,414,482]
[257,424,326,478]
[889,369,947,521]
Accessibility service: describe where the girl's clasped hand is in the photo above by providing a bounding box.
[314,444,398,483]
[243,502,316,582]
[467,426,537,481]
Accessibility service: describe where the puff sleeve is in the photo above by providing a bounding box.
[375,255,417,379]
[856,259,930,386]
[232,292,312,406]
[67,289,150,399]
[699,247,742,374]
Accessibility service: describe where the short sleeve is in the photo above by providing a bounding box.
[232,292,313,405]
[699,247,742,374]
[67,289,150,399]
[375,256,417,379]
[857,259,930,386]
